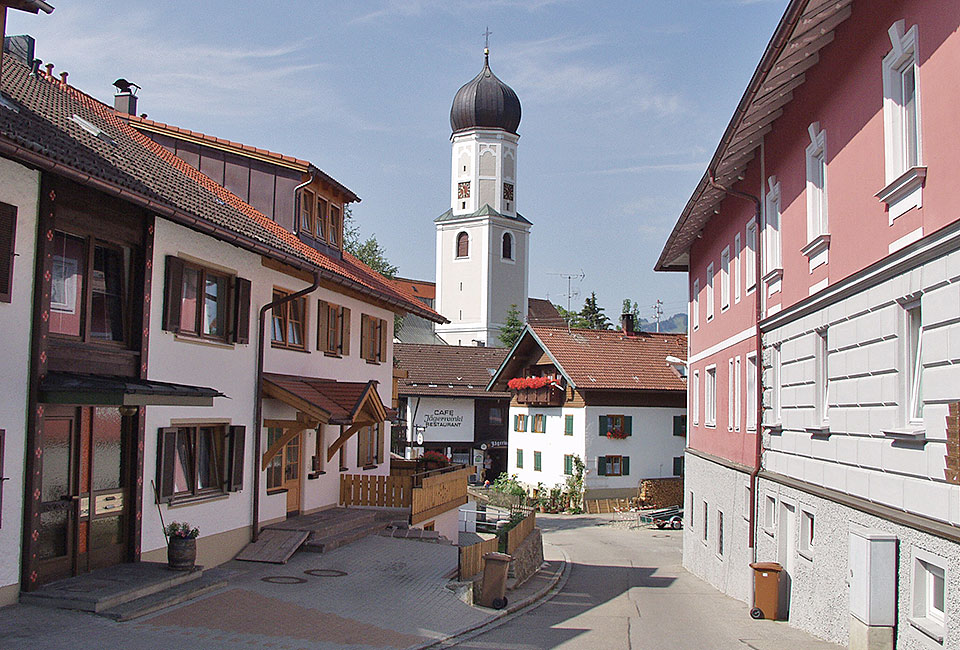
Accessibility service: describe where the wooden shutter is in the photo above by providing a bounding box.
[340,307,351,355]
[599,415,608,436]
[0,429,5,527]
[360,314,369,360]
[378,318,388,362]
[318,300,329,351]
[0,202,16,303]
[624,416,633,436]
[377,423,385,465]
[162,256,185,332]
[233,277,251,344]
[673,415,686,437]
[156,427,179,502]
[597,456,606,476]
[228,425,245,492]
[622,456,630,476]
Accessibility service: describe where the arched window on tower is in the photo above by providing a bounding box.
[456,232,469,259]
[502,232,513,260]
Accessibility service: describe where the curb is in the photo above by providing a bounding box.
[412,542,571,649]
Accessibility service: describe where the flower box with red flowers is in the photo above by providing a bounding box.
[508,376,565,406]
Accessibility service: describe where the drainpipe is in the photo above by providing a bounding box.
[708,172,764,554]
[252,271,321,542]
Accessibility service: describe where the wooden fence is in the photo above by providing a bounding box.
[339,474,412,508]
[505,510,536,555]
[411,466,471,525]
[457,536,499,581]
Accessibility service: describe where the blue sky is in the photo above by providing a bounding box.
[9,0,784,322]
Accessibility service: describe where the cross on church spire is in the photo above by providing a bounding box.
[483,26,492,59]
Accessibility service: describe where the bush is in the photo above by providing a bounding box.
[490,472,525,496]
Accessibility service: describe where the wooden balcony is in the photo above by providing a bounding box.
[339,463,470,527]
[514,384,565,406]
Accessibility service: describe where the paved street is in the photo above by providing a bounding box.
[448,513,844,650]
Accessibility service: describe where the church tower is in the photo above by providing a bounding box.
[435,48,531,346]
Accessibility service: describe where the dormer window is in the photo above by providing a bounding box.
[456,231,469,259]
[300,189,315,235]
[316,197,327,242]
[329,205,340,248]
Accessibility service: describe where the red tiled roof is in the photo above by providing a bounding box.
[396,343,510,398]
[262,373,387,424]
[492,326,687,392]
[387,277,436,301]
[0,59,442,323]
[527,298,564,326]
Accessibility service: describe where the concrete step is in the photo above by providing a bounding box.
[302,519,388,554]
[98,568,233,621]
[20,563,203,613]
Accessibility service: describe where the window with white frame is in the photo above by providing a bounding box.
[764,176,782,273]
[717,509,725,557]
[881,21,923,220]
[702,500,709,543]
[745,220,757,292]
[728,358,735,430]
[705,365,717,427]
[692,278,700,331]
[905,300,924,424]
[735,356,742,432]
[734,233,741,304]
[800,508,816,561]
[805,123,829,243]
[743,484,752,521]
[688,491,695,529]
[706,263,715,321]
[764,494,777,532]
[692,370,700,425]
[720,247,730,311]
[746,353,757,430]
[911,550,946,642]
[814,328,829,428]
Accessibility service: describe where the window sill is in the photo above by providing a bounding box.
[800,234,831,271]
[799,549,814,562]
[365,359,382,365]
[167,492,230,508]
[908,616,944,644]
[805,424,831,438]
[766,422,783,435]
[763,527,775,538]
[266,488,289,496]
[762,267,783,286]
[323,351,342,359]
[271,343,310,354]
[877,166,926,222]
[882,427,926,440]
[307,471,326,480]
[362,464,379,471]
[173,333,234,349]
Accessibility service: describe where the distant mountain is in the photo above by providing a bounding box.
[638,313,687,334]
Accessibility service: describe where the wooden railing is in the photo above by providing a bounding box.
[458,536,498,581]
[505,510,536,555]
[340,473,413,508]
[411,466,471,525]
[514,384,565,406]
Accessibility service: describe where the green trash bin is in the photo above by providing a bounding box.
[749,561,783,620]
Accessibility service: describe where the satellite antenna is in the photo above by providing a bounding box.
[548,269,585,313]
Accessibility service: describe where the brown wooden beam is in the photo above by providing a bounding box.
[261,426,307,471]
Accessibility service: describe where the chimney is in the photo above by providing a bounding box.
[3,34,36,66]
[620,313,635,336]
[114,90,137,115]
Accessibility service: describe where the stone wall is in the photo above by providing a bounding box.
[639,477,685,508]
[507,527,543,589]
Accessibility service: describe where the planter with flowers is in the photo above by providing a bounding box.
[507,376,565,406]
[421,450,451,472]
[166,522,199,570]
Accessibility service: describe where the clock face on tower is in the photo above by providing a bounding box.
[458,181,471,200]
[503,183,514,201]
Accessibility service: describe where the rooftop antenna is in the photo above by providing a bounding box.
[652,298,664,332]
[549,269,585,315]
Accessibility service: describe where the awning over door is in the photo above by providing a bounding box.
[261,373,389,466]
[39,371,223,407]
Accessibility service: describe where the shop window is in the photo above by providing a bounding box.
[271,288,307,350]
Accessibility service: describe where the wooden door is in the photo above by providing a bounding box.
[282,434,301,516]
[37,406,130,583]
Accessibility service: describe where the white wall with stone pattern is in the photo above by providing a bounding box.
[0,158,39,605]
[681,452,754,605]
[756,476,960,649]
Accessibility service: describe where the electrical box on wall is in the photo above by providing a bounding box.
[848,527,898,626]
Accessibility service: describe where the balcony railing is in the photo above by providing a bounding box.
[514,384,565,406]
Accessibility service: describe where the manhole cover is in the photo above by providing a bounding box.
[304,569,347,577]
[261,576,307,585]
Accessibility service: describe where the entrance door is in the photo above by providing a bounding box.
[282,434,301,515]
[777,500,797,617]
[37,406,130,583]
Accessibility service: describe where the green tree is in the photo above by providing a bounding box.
[618,299,642,330]
[580,292,611,330]
[343,206,403,336]
[555,304,588,328]
[498,304,526,348]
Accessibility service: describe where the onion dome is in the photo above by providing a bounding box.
[450,49,521,135]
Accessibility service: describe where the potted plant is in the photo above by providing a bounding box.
[166,521,199,570]
[421,450,450,471]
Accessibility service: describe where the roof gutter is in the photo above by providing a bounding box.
[0,136,442,323]
[655,0,809,271]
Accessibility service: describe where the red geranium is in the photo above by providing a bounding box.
[507,376,556,390]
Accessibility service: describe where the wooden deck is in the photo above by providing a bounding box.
[236,529,309,564]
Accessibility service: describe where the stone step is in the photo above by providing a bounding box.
[302,519,388,554]
[19,563,204,613]
[98,569,233,621]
